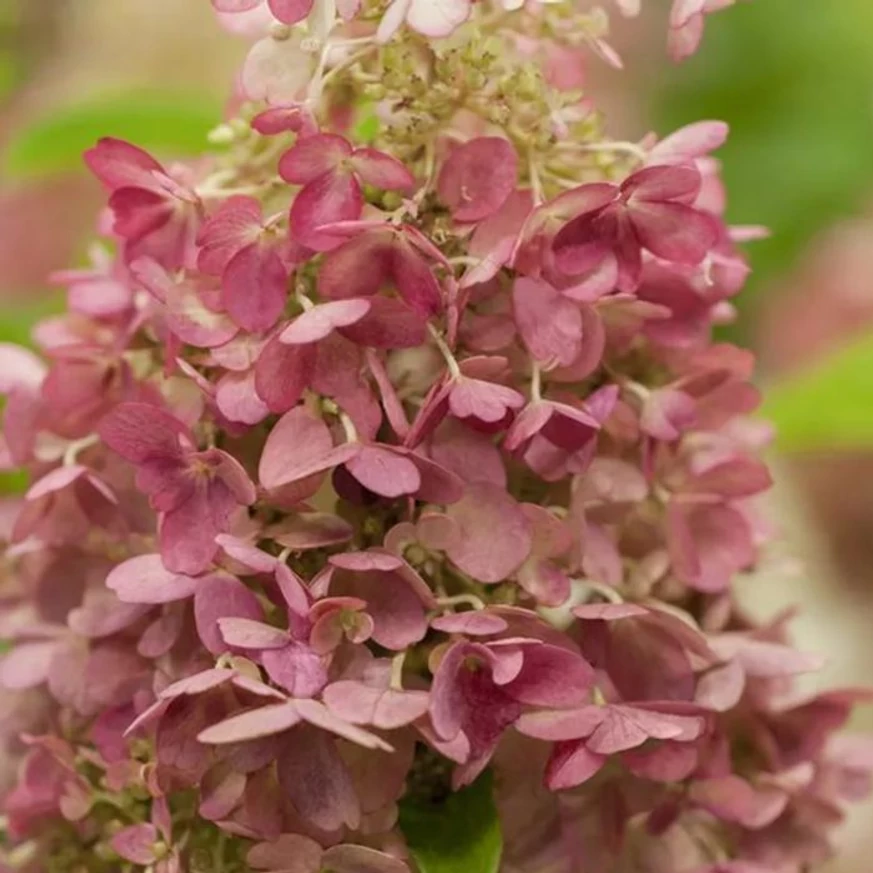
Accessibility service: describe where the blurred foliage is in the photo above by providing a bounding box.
[3,90,224,177]
[764,332,873,452]
[654,0,873,344]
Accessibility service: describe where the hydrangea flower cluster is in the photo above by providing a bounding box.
[1,1,870,872]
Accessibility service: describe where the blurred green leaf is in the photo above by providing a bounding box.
[655,0,873,342]
[764,331,873,451]
[399,772,503,873]
[3,90,223,178]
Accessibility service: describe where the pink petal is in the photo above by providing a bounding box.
[268,0,315,24]
[280,299,372,345]
[463,189,533,288]
[344,445,421,498]
[546,741,607,790]
[84,137,164,191]
[338,295,428,349]
[0,343,46,394]
[277,728,360,832]
[290,172,363,251]
[242,34,314,104]
[630,201,719,264]
[197,195,262,275]
[99,401,187,464]
[248,835,323,873]
[323,681,430,730]
[200,766,247,821]
[219,617,292,649]
[254,336,317,415]
[648,121,729,165]
[438,137,518,222]
[623,164,702,202]
[321,845,410,873]
[709,635,826,678]
[222,243,288,333]
[513,277,583,367]
[216,370,270,426]
[431,612,508,636]
[504,644,595,708]
[280,135,353,185]
[294,698,393,749]
[259,406,350,489]
[444,482,533,583]
[262,642,328,697]
[0,641,59,690]
[350,148,415,191]
[194,575,264,655]
[106,554,199,604]
[111,824,158,865]
[198,702,302,744]
[251,104,315,136]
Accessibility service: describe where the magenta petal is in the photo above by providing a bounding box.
[290,172,363,251]
[444,483,533,583]
[392,240,443,317]
[222,243,288,332]
[248,835,323,873]
[197,195,262,275]
[504,644,595,707]
[254,336,317,415]
[106,554,198,604]
[277,727,361,832]
[622,164,703,202]
[437,137,519,222]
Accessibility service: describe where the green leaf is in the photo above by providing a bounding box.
[764,331,873,451]
[398,771,503,873]
[3,90,223,178]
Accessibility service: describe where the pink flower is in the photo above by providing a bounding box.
[84,138,200,269]
[430,636,595,785]
[669,0,740,62]
[280,134,415,250]
[552,165,721,292]
[99,402,256,573]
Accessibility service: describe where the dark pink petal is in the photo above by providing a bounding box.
[222,243,288,333]
[106,554,199,604]
[622,741,698,782]
[587,705,704,755]
[622,164,702,203]
[546,741,607,790]
[392,238,443,317]
[504,644,595,707]
[630,201,719,264]
[318,232,391,300]
[445,483,533,583]
[99,402,187,464]
[290,171,363,251]
[345,445,421,498]
[110,824,158,865]
[449,376,525,424]
[437,137,519,222]
[277,728,361,832]
[279,134,352,184]
[84,137,164,190]
[198,702,302,744]
[338,296,428,349]
[513,277,583,367]
[251,104,315,136]
[350,148,415,191]
[280,299,371,345]
[268,0,315,24]
[194,575,264,655]
[254,336,317,415]
[463,189,533,288]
